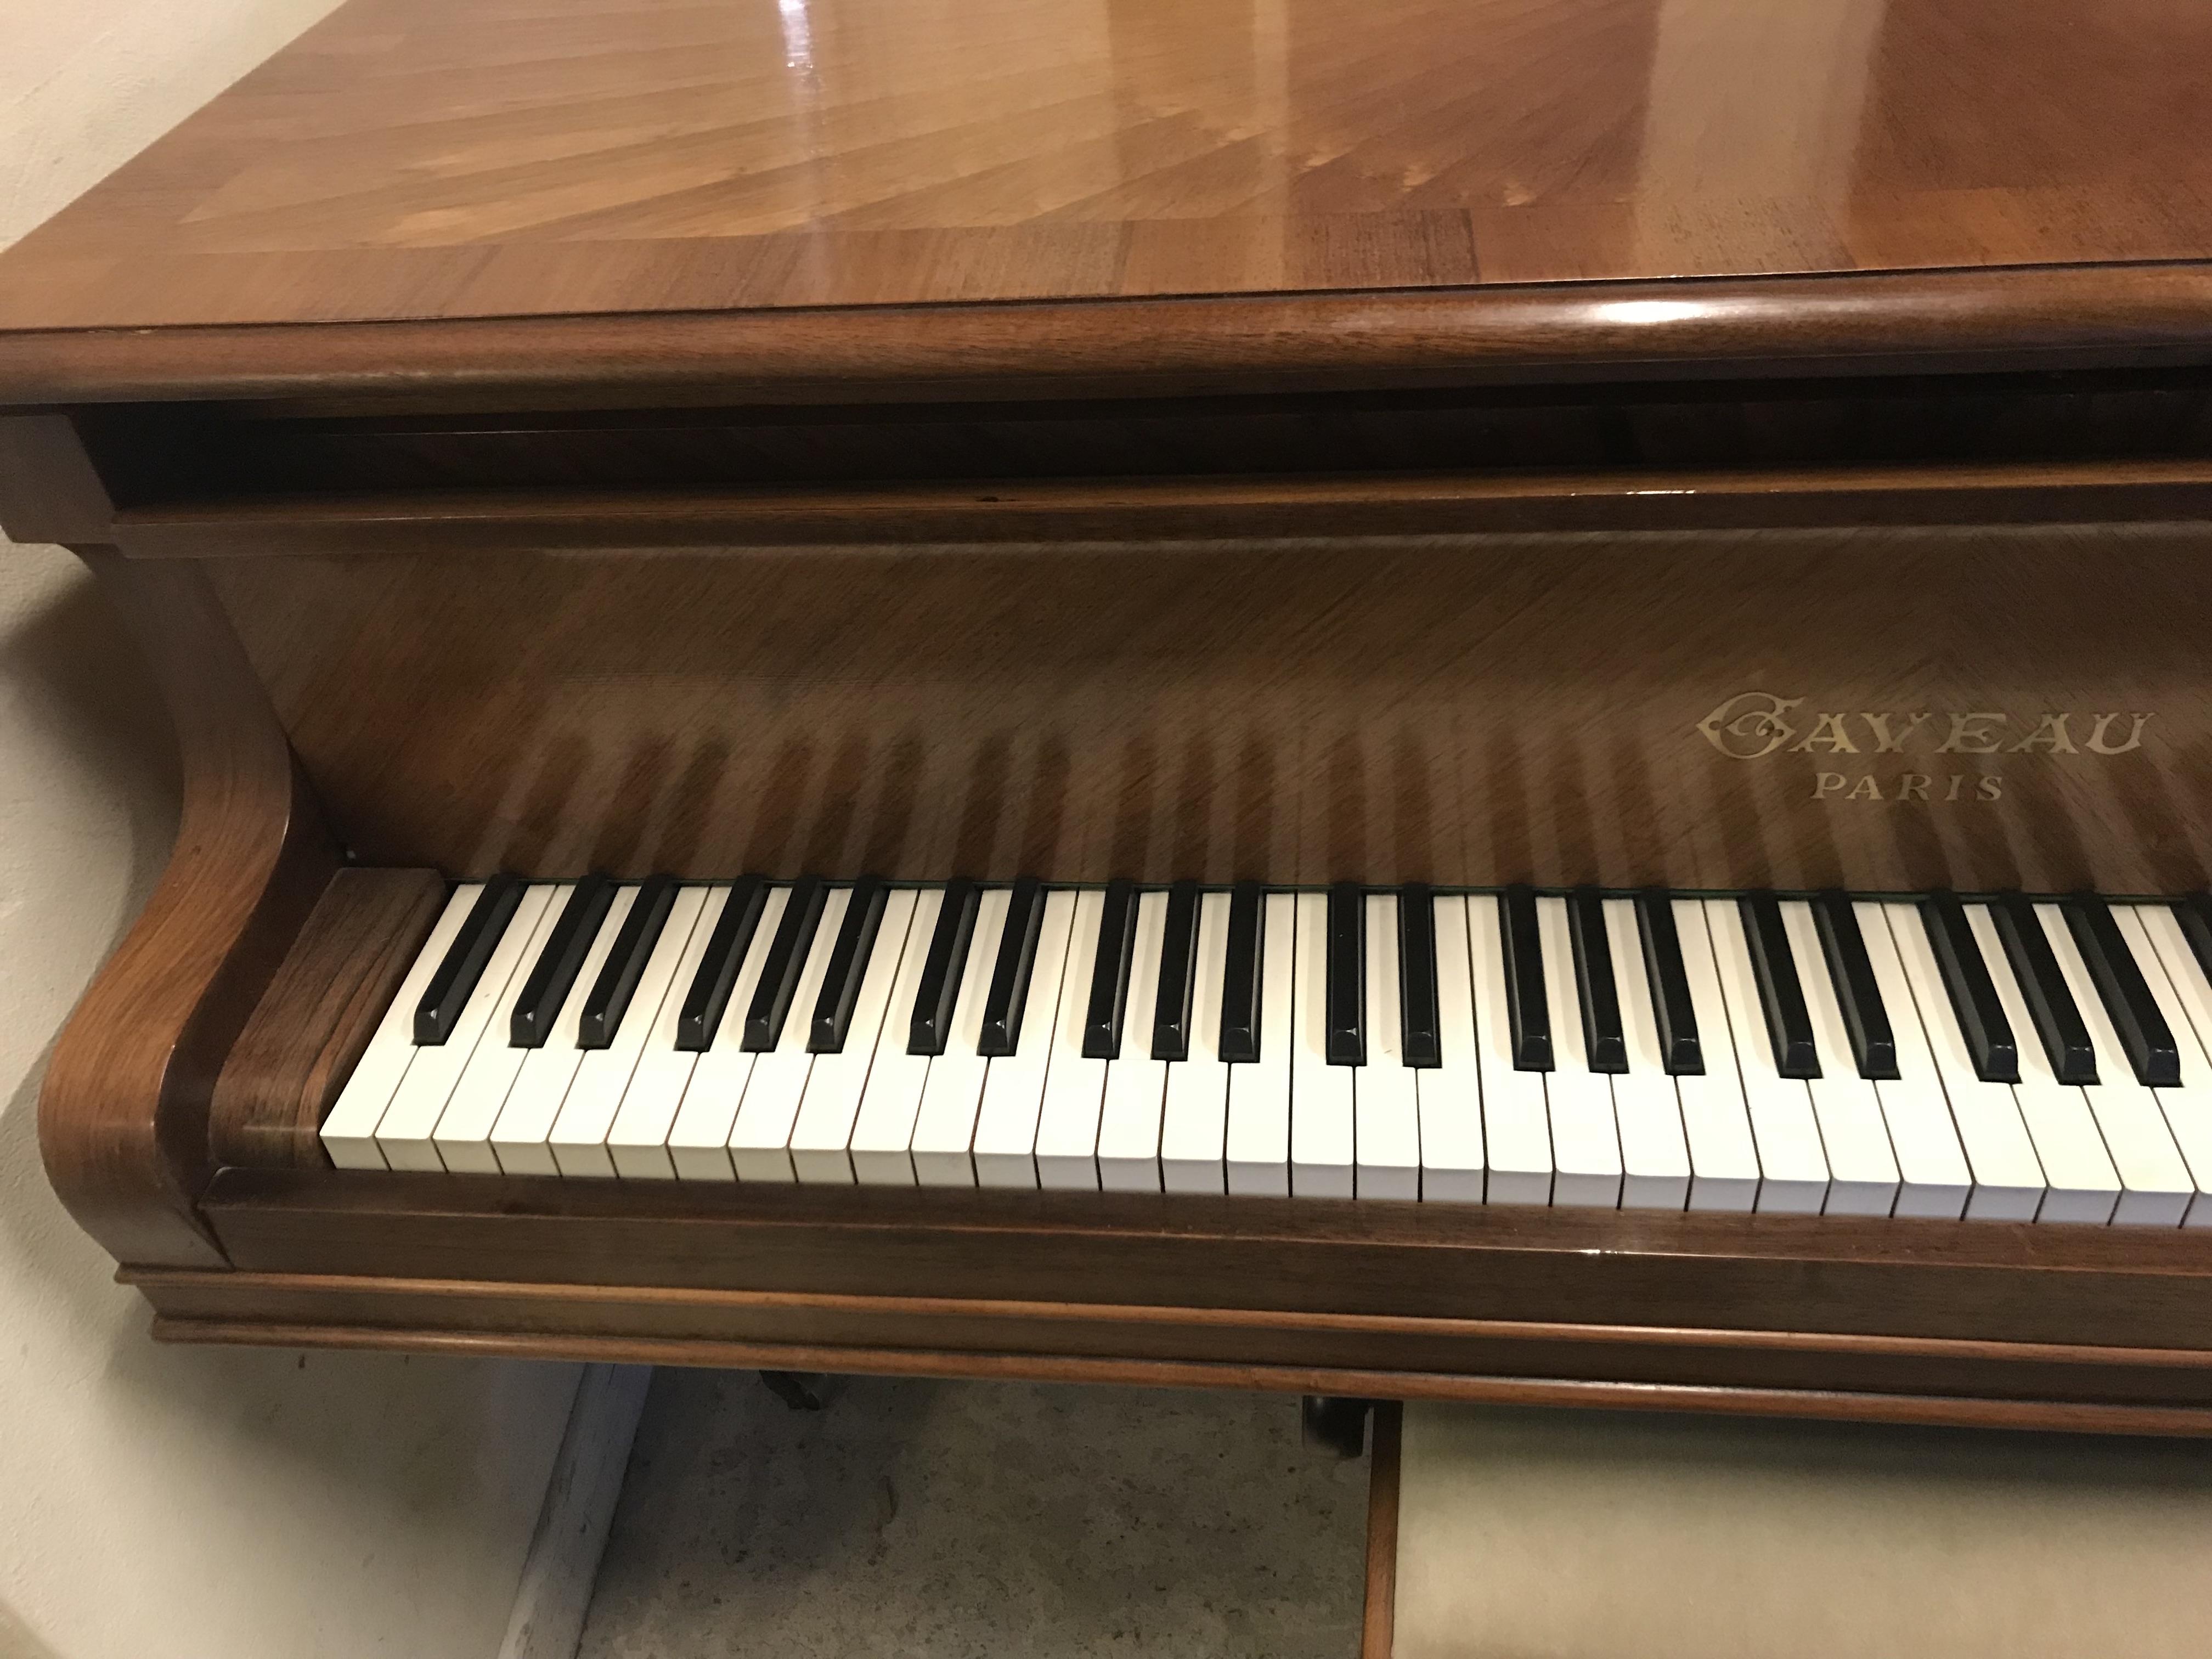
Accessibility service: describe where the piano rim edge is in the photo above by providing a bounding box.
[125,1262,2212,1438]
[5,262,2212,411]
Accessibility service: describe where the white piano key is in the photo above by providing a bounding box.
[2114,904,2212,1225]
[1469,891,1551,1206]
[602,885,732,1180]
[433,883,582,1175]
[1703,900,1826,1215]
[910,885,1010,1186]
[1968,904,2119,1225]
[321,884,480,1170]
[1606,898,1689,1211]
[1289,890,1356,1198]
[1538,896,1621,1209]
[1417,895,1485,1203]
[1881,901,2045,1221]
[1851,900,1971,1219]
[2035,901,2190,1227]
[1161,890,1234,1194]
[1034,886,1109,1190]
[663,884,788,1182]
[1356,892,1421,1201]
[848,888,944,1186]
[549,886,710,1178]
[973,890,1078,1189]
[1224,891,1296,1196]
[726,886,854,1182]
[1777,899,1897,1217]
[1671,898,1760,1212]
[377,884,556,1172]
[489,886,638,1177]
[789,890,922,1185]
[1099,890,1171,1192]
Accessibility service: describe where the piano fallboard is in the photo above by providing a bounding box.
[172,524,2212,897]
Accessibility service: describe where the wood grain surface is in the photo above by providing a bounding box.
[1,0,2210,335]
[193,523,2212,894]
[37,552,337,1267]
[209,866,444,1169]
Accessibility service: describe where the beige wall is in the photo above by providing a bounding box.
[0,8,582,1657]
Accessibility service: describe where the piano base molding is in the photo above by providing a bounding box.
[108,1167,2212,1433]
[125,1267,2212,1437]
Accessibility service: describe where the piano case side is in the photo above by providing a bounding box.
[35,548,337,1268]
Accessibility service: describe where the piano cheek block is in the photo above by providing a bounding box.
[28,0,2212,1423]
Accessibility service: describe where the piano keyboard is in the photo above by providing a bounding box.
[319,880,2212,1224]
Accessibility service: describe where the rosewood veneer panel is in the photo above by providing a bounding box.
[1,0,2211,331]
[201,526,2212,894]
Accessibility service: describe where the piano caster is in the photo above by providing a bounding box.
[1301,1395,1375,1460]
[759,1370,836,1412]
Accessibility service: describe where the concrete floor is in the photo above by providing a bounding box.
[577,1373,1370,1658]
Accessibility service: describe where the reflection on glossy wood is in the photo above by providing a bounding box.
[201,526,2212,894]
[1,0,2210,331]
[7,267,2212,414]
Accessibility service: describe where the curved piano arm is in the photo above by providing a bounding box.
[39,548,336,1269]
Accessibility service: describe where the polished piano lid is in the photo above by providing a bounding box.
[1,0,2210,330]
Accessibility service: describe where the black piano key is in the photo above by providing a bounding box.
[1739,890,1820,1080]
[1151,879,1202,1062]
[1500,885,1551,1071]
[415,873,525,1045]
[1990,893,2097,1085]
[2064,893,2181,1087]
[743,876,828,1052]
[1082,877,1141,1060]
[1805,889,1893,1084]
[1634,889,1701,1075]
[1810,889,1895,1081]
[1566,887,1627,1074]
[908,879,979,1056]
[979,877,1047,1058]
[675,876,768,1052]
[577,876,678,1049]
[2175,893,2212,992]
[1325,882,1365,1066]
[1398,883,1442,1069]
[511,872,616,1048]
[1919,890,2019,1084]
[808,876,889,1054]
[1218,880,1265,1064]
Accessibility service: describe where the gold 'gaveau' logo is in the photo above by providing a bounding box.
[1696,692,1803,759]
[1694,693,2153,759]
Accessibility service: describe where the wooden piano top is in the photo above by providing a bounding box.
[2,0,2211,401]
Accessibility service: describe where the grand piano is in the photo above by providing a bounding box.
[5,0,2212,1432]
